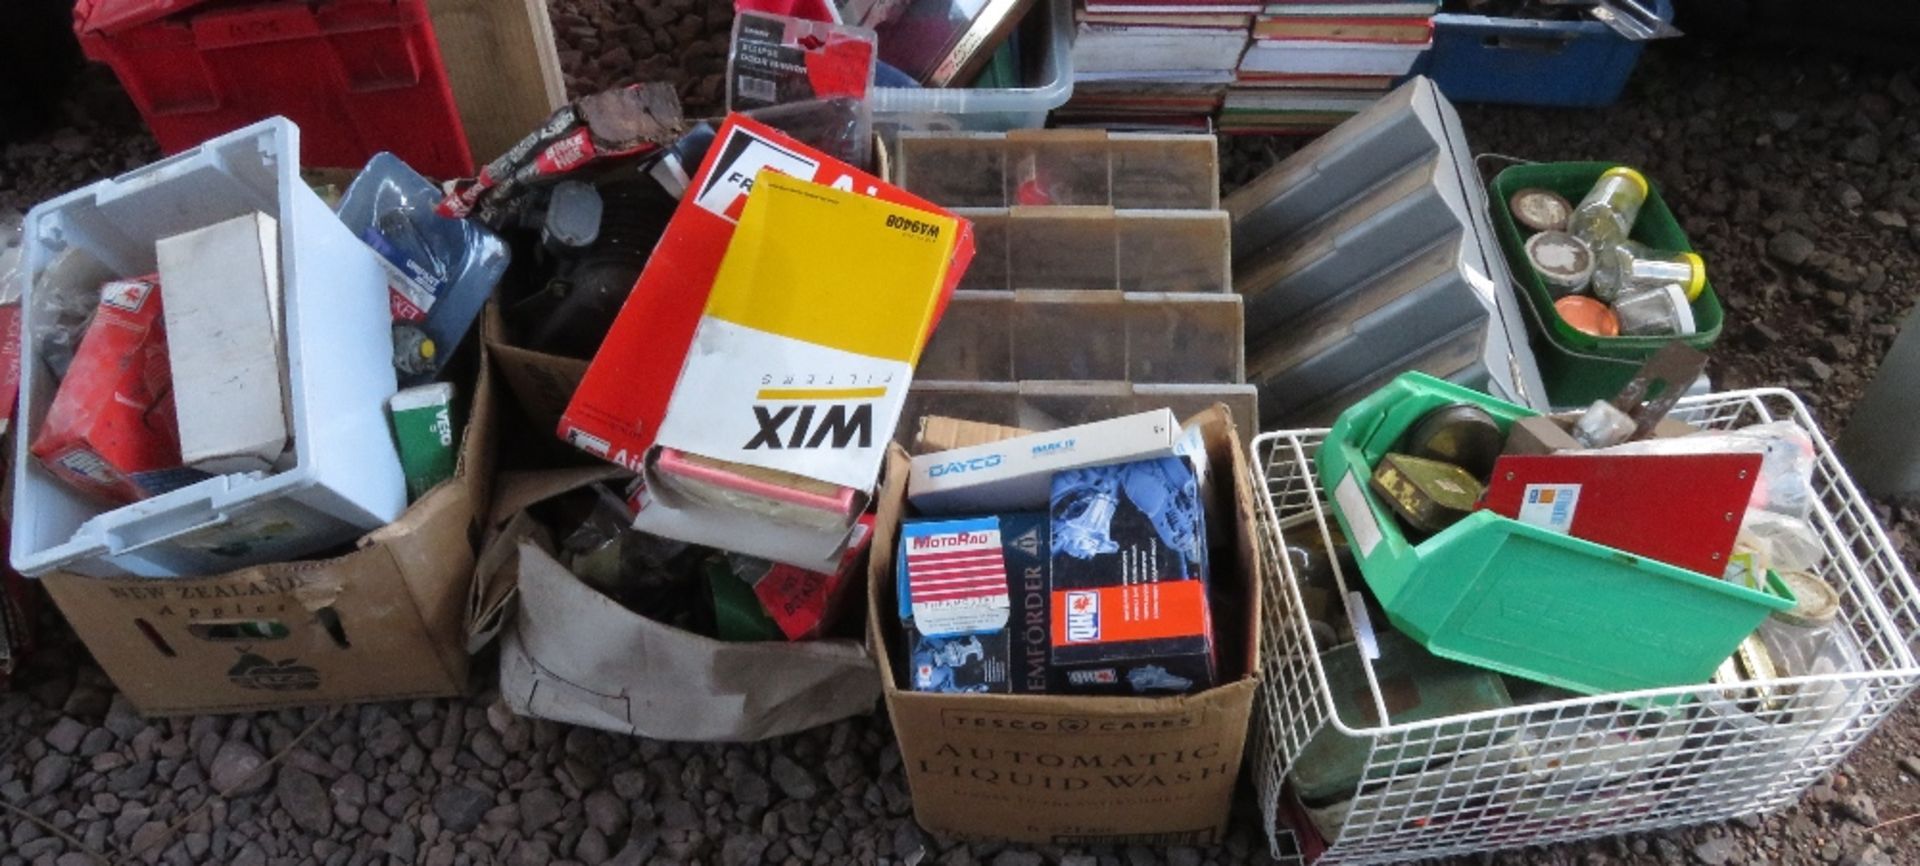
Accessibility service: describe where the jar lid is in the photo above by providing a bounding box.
[1554,295,1619,337]
[1773,570,1841,627]
[1526,230,1594,291]
[1661,283,1698,335]
[1681,252,1707,300]
[1510,188,1572,233]
[1602,166,1649,198]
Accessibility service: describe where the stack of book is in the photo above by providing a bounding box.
[1221,0,1437,133]
[1058,0,1258,130]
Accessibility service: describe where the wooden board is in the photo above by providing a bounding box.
[428,0,567,169]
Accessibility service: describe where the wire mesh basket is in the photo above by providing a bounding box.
[1249,387,1920,865]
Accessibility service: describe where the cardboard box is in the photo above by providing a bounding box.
[1048,454,1214,696]
[482,470,878,742]
[156,212,290,474]
[37,355,498,716]
[898,512,1049,694]
[867,404,1262,844]
[907,408,1181,514]
[559,114,974,474]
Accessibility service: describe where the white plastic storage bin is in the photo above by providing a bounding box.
[13,117,406,578]
[871,0,1074,132]
[1248,388,1920,865]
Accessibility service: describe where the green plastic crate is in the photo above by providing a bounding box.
[1314,372,1795,697]
[1487,162,1724,407]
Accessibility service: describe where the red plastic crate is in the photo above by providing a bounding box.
[75,0,474,179]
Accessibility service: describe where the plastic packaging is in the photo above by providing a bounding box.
[1591,240,1706,303]
[1612,283,1696,337]
[1600,421,1818,520]
[727,11,876,169]
[0,212,23,306]
[1567,165,1648,251]
[1571,399,1635,448]
[26,248,115,380]
[338,153,510,385]
[438,84,685,227]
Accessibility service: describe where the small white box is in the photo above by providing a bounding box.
[157,211,290,475]
[908,408,1181,514]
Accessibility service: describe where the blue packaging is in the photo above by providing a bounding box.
[1048,454,1214,695]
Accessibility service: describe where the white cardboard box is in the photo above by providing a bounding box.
[906,407,1181,514]
[157,211,290,475]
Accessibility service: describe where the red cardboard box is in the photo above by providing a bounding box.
[29,277,185,504]
[557,114,974,473]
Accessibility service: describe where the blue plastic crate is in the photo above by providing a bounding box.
[1416,0,1671,107]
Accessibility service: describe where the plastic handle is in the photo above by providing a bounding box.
[1484,34,1572,55]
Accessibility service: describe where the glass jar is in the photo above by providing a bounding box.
[1568,166,1649,252]
[1612,283,1697,337]
[1591,240,1707,303]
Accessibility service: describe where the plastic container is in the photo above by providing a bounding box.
[1416,0,1672,108]
[1314,372,1795,696]
[1489,161,1723,407]
[956,208,1230,293]
[894,131,1217,209]
[1251,383,1920,864]
[870,0,1074,132]
[12,117,406,578]
[899,380,1258,446]
[74,0,472,179]
[917,290,1244,384]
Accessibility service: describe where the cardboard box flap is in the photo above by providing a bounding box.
[468,464,625,651]
[501,543,878,742]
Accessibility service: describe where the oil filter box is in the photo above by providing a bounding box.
[898,513,1049,694]
[867,404,1261,846]
[1049,455,1215,695]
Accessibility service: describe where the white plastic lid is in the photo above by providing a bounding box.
[1663,283,1697,335]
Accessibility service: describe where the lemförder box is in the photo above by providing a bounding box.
[868,404,1261,845]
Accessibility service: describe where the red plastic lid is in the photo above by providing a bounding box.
[77,0,223,36]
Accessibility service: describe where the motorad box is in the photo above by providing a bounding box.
[37,354,498,716]
[867,403,1261,845]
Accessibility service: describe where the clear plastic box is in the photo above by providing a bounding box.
[957,208,1230,293]
[12,117,405,577]
[919,290,1244,384]
[899,380,1259,445]
[896,131,1219,209]
[871,0,1074,133]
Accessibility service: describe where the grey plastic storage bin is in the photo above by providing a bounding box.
[957,208,1230,293]
[1226,77,1548,426]
[871,0,1074,133]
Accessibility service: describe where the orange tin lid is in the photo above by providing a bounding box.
[1554,295,1620,338]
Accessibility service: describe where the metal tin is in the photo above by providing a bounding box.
[1554,295,1620,338]
[1405,403,1504,480]
[1773,571,1842,628]
[1525,230,1594,294]
[1510,187,1572,233]
[1370,453,1485,535]
[1713,634,1782,713]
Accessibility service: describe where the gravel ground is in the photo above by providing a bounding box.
[3,11,1920,866]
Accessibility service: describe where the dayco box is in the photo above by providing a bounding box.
[38,358,497,716]
[867,404,1262,845]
